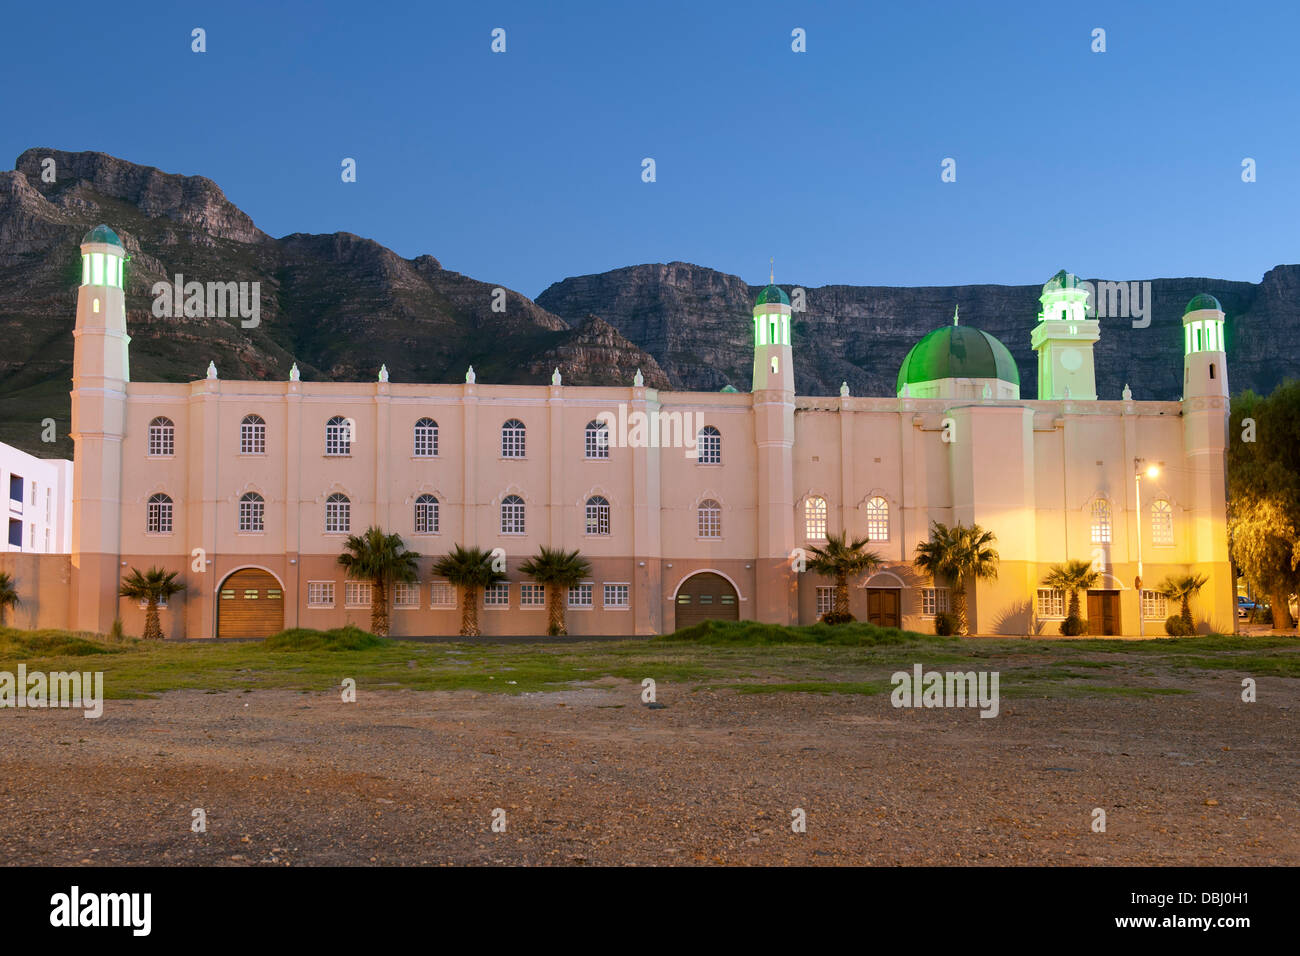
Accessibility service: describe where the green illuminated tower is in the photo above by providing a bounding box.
[1180,293,1233,632]
[751,280,796,624]
[70,225,130,632]
[1030,269,1099,400]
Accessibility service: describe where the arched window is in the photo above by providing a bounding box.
[325,416,352,456]
[865,496,889,541]
[146,493,173,534]
[698,499,721,538]
[697,425,721,464]
[501,494,526,534]
[148,417,175,457]
[501,419,526,458]
[1090,498,1112,544]
[805,496,828,540]
[239,492,265,532]
[415,494,439,534]
[414,418,438,457]
[325,493,351,533]
[240,414,266,455]
[1151,498,1174,546]
[586,495,611,535]
[585,420,609,460]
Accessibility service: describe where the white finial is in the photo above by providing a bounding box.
[633,368,644,387]
[378,364,389,383]
[953,304,960,326]
[840,381,850,397]
[902,383,911,398]
[552,367,562,386]
[982,382,992,400]
[770,256,775,285]
[206,361,217,380]
[289,362,300,382]
[1065,384,1072,399]
[466,365,476,384]
[1122,383,1132,401]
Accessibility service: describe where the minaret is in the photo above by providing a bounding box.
[1180,293,1233,632]
[70,224,130,633]
[751,273,796,624]
[1030,269,1100,400]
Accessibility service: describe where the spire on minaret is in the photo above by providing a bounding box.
[770,256,774,285]
[953,304,960,326]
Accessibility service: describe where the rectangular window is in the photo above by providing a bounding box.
[7,518,20,548]
[137,596,168,610]
[921,588,950,617]
[568,583,593,609]
[9,474,22,505]
[816,586,834,618]
[1141,589,1168,620]
[520,583,546,608]
[603,583,630,608]
[1037,588,1066,619]
[394,581,420,608]
[345,582,373,607]
[484,583,509,608]
[308,582,335,607]
[429,581,456,608]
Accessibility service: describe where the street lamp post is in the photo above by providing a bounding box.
[1134,458,1160,637]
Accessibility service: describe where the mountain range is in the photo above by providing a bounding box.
[2,147,1295,459]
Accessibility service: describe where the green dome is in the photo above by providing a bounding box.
[720,384,739,393]
[81,224,122,247]
[1184,293,1222,314]
[755,284,789,306]
[896,325,1020,393]
[1043,269,1083,293]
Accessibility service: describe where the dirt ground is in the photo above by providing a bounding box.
[1,675,1295,866]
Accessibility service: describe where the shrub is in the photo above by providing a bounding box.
[820,611,855,625]
[108,618,126,643]
[263,625,386,651]
[1059,615,1087,636]
[934,612,959,636]
[1165,614,1192,636]
[1250,606,1273,625]
[662,618,920,646]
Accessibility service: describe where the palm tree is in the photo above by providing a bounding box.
[1041,559,1101,620]
[0,572,18,626]
[913,521,999,636]
[432,545,506,637]
[337,526,420,637]
[118,567,186,641]
[805,531,882,622]
[518,547,592,636]
[1159,572,1209,632]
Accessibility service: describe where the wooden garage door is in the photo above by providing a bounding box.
[674,572,739,629]
[218,569,284,639]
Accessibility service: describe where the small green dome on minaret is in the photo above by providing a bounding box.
[1043,269,1083,292]
[1184,293,1222,314]
[755,284,790,306]
[82,224,122,247]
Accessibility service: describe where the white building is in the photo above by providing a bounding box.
[0,441,73,554]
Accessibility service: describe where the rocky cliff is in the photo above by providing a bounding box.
[537,263,1289,402]
[0,149,668,456]
[1,147,1294,461]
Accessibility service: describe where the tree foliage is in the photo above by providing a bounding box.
[1228,382,1300,628]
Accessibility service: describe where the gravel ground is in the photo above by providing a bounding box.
[1,674,1295,866]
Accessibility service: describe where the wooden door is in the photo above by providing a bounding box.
[1086,590,1120,636]
[218,568,284,639]
[674,573,739,629]
[866,589,900,628]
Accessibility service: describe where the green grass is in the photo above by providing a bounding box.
[0,621,1295,702]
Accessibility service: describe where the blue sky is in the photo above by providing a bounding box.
[3,1,1297,297]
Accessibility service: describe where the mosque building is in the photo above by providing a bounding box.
[47,226,1235,638]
